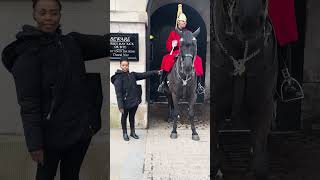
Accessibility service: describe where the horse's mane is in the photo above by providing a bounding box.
[181,30,193,40]
[175,28,191,35]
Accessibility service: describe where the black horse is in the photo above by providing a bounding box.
[164,28,201,141]
[212,0,278,179]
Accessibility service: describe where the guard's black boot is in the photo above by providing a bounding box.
[130,129,139,139]
[123,131,129,141]
[157,70,168,93]
[196,76,205,94]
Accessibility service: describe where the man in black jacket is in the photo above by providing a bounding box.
[111,56,160,141]
[1,0,108,179]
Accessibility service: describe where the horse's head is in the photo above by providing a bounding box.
[229,0,268,40]
[177,27,200,75]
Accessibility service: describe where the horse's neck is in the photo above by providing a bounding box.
[172,57,181,77]
[214,0,229,37]
[214,0,238,49]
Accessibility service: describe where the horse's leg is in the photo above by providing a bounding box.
[188,88,199,141]
[170,92,179,139]
[245,33,278,179]
[212,101,230,179]
[167,92,174,122]
[248,99,273,180]
[247,73,277,180]
[211,65,234,178]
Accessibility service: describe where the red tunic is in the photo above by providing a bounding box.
[160,30,204,76]
[268,0,298,46]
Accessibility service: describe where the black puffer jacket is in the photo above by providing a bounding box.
[1,25,108,151]
[111,70,158,109]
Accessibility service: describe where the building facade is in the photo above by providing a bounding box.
[110,0,210,128]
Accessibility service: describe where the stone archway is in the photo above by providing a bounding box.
[147,1,209,103]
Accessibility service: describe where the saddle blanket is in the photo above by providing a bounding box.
[268,0,298,46]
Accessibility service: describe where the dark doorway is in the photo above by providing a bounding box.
[148,3,207,103]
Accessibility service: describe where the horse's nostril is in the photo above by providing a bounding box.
[185,66,192,72]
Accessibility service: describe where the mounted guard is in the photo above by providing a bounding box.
[157,4,205,95]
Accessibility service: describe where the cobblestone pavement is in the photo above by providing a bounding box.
[142,129,210,180]
[110,129,147,180]
[143,103,210,180]
[110,103,210,180]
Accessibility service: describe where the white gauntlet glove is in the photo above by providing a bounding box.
[172,40,178,48]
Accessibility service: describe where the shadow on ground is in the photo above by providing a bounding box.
[148,103,210,130]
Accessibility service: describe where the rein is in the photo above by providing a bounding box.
[175,54,194,86]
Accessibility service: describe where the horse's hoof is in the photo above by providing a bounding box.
[192,134,200,141]
[214,176,224,180]
[170,133,178,139]
[213,169,224,180]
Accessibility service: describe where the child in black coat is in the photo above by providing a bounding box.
[111,56,160,141]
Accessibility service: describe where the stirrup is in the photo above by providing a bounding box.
[157,82,165,93]
[280,68,304,102]
[196,84,205,94]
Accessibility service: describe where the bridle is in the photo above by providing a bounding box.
[225,0,269,37]
[213,0,271,76]
[175,35,197,86]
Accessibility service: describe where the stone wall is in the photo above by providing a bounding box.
[110,0,149,128]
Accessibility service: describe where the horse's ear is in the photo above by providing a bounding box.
[192,27,201,38]
[263,0,269,18]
